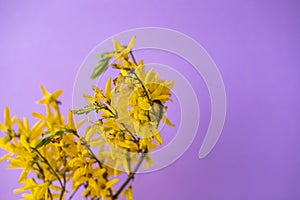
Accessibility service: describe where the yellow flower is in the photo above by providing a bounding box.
[105,36,136,62]
[17,118,43,148]
[32,104,64,130]
[0,107,16,132]
[37,85,62,110]
[15,178,51,200]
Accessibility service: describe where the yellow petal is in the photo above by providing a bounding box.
[81,187,91,197]
[4,107,11,127]
[162,114,175,126]
[106,178,119,189]
[137,98,151,110]
[0,123,5,131]
[122,186,133,200]
[83,94,94,104]
[76,118,86,129]
[18,165,30,182]
[32,112,45,120]
[88,179,98,191]
[69,157,84,168]
[105,78,112,100]
[40,85,49,97]
[67,111,76,130]
[52,89,63,99]
[7,157,25,168]
[135,63,145,80]
[145,68,154,83]
[0,153,12,162]
[50,184,62,191]
[152,94,170,102]
[127,186,133,200]
[73,167,86,182]
[123,160,130,174]
[125,36,136,53]
[85,127,95,142]
[14,178,37,194]
[112,39,125,52]
[154,133,163,145]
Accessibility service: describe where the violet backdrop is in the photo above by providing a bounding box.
[1,0,300,199]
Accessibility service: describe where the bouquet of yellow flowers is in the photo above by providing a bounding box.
[0,36,174,200]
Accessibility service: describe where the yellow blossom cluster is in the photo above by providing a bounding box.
[0,36,174,200]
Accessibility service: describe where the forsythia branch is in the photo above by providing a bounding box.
[0,36,174,200]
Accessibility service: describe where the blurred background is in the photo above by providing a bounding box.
[0,0,300,199]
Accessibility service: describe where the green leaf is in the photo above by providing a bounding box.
[95,52,112,59]
[54,130,65,136]
[103,127,112,131]
[91,58,110,79]
[34,136,52,150]
[34,130,65,150]
[71,106,95,115]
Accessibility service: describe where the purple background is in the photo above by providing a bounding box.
[1,0,300,199]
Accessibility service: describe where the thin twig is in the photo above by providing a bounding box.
[61,147,67,200]
[129,51,154,126]
[129,51,138,65]
[112,149,148,199]
[120,122,139,143]
[132,71,152,106]
[33,148,65,199]
[68,184,82,200]
[71,131,113,197]
[35,162,53,200]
